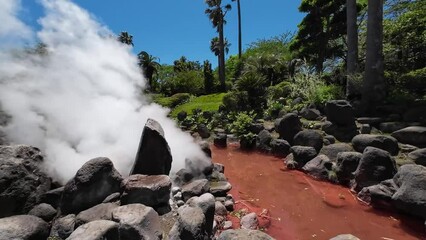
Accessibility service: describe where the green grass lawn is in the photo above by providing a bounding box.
[170,93,226,117]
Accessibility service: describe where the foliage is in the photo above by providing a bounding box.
[229,111,256,138]
[222,91,249,112]
[312,84,344,105]
[245,32,294,61]
[235,71,268,112]
[203,60,215,94]
[138,51,160,91]
[288,69,323,103]
[152,93,191,108]
[173,56,201,72]
[267,81,291,101]
[117,31,133,46]
[396,67,426,95]
[171,93,226,117]
[243,54,290,86]
[210,37,231,56]
[264,100,284,119]
[167,70,204,96]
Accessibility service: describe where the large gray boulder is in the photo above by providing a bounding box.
[256,130,272,153]
[0,215,49,240]
[186,193,215,236]
[209,181,232,197]
[50,214,76,239]
[322,121,358,142]
[66,220,119,240]
[379,122,408,133]
[182,179,210,202]
[168,205,208,240]
[112,204,162,240]
[352,134,399,155]
[290,146,318,168]
[391,126,426,147]
[293,129,323,152]
[270,139,291,157]
[240,212,259,230]
[0,145,51,217]
[302,154,334,181]
[130,118,173,175]
[320,143,353,162]
[121,174,171,207]
[352,147,397,192]
[335,152,362,185]
[60,157,123,214]
[325,100,356,126]
[75,203,119,227]
[275,113,302,145]
[28,203,57,222]
[408,148,426,166]
[357,179,398,208]
[218,229,274,240]
[392,164,426,219]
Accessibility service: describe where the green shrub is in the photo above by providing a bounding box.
[264,101,284,119]
[222,91,250,111]
[288,70,323,103]
[167,70,204,96]
[267,81,291,101]
[229,111,256,138]
[397,67,426,94]
[169,93,191,107]
[312,85,344,105]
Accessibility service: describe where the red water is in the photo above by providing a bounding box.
[212,145,426,240]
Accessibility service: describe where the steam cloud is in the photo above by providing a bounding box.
[0,0,207,183]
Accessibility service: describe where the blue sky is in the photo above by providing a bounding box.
[22,0,304,66]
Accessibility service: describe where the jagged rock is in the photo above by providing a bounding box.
[199,141,212,158]
[352,134,399,155]
[357,179,397,209]
[325,100,356,126]
[302,154,334,181]
[214,134,227,148]
[213,163,225,173]
[75,203,119,227]
[130,118,173,175]
[324,135,336,144]
[112,204,162,240]
[335,152,362,185]
[185,157,214,178]
[28,203,57,222]
[379,122,408,133]
[357,117,383,126]
[293,129,323,152]
[218,229,274,240]
[174,192,183,201]
[270,139,291,157]
[392,126,426,147]
[285,153,298,169]
[322,121,358,142]
[239,136,256,150]
[168,205,208,240]
[40,187,64,209]
[102,192,121,203]
[352,147,397,192]
[0,215,49,240]
[186,193,215,236]
[66,220,119,240]
[250,123,265,134]
[210,171,227,182]
[209,181,232,197]
[60,157,122,214]
[320,143,353,162]
[275,113,302,145]
[290,146,317,169]
[182,179,210,202]
[256,130,272,153]
[408,148,426,166]
[300,107,321,120]
[0,145,51,218]
[360,124,371,134]
[223,221,233,230]
[392,164,426,219]
[240,212,259,230]
[215,201,227,216]
[197,124,211,139]
[173,168,195,187]
[50,214,76,239]
[121,174,171,208]
[329,234,360,240]
[224,200,234,211]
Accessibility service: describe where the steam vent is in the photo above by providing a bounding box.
[130,118,173,176]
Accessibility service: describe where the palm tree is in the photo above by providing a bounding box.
[232,0,242,59]
[118,31,133,46]
[362,0,385,114]
[346,0,358,99]
[205,0,232,92]
[210,37,230,57]
[137,51,160,91]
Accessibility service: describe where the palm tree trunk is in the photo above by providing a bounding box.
[362,0,384,114]
[218,21,226,92]
[346,0,358,99]
[237,0,242,59]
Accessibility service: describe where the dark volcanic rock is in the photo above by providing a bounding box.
[322,121,358,142]
[173,168,195,187]
[0,215,49,240]
[352,147,397,192]
[335,152,362,185]
[290,146,318,169]
[408,148,426,166]
[352,134,399,155]
[177,111,187,121]
[391,126,426,147]
[168,205,208,240]
[325,100,356,126]
[275,113,302,145]
[75,203,119,227]
[28,203,57,222]
[0,145,51,218]
[209,181,232,197]
[186,193,215,236]
[300,107,321,120]
[214,134,227,148]
[379,122,408,133]
[50,214,76,239]
[112,204,162,240]
[218,229,274,240]
[357,179,398,209]
[270,139,291,157]
[320,143,353,162]
[182,179,210,202]
[256,130,272,153]
[66,220,119,240]
[302,154,334,180]
[121,174,171,208]
[198,141,212,158]
[197,124,211,139]
[40,187,64,209]
[293,129,323,152]
[130,118,173,175]
[60,157,122,214]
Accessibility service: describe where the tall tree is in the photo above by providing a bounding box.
[362,0,385,113]
[210,37,230,57]
[290,0,347,73]
[346,0,358,98]
[137,51,160,91]
[205,0,232,92]
[118,31,133,46]
[232,0,242,58]
[203,60,215,94]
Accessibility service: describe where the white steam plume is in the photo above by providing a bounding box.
[0,0,207,183]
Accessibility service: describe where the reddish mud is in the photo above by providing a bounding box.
[212,145,426,240]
